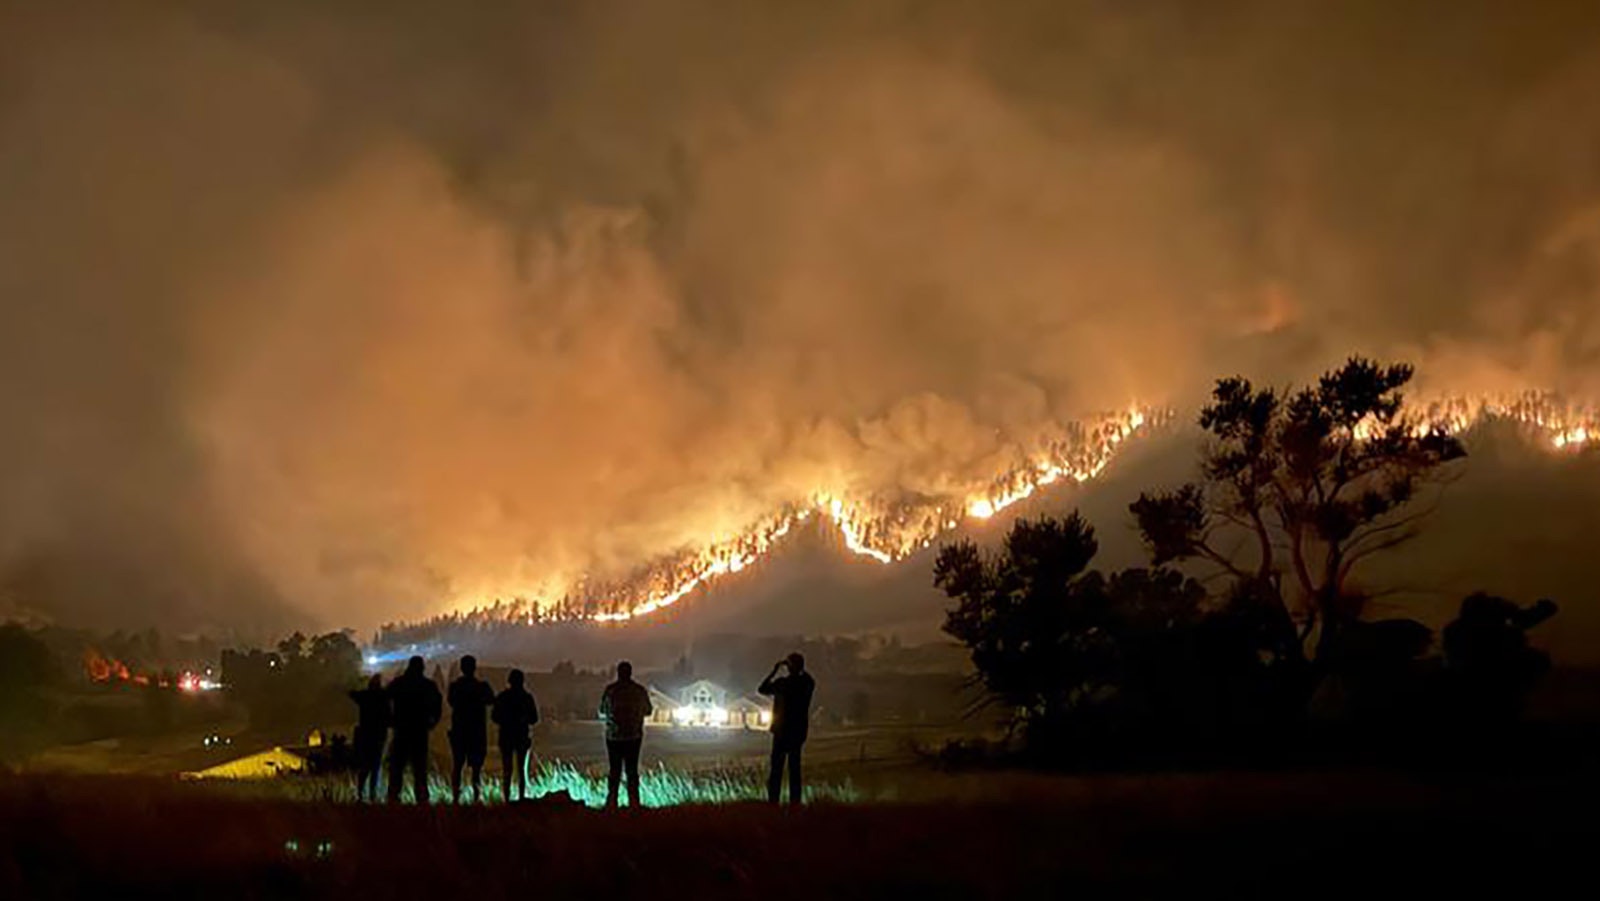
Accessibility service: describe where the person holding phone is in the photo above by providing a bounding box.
[758,652,815,806]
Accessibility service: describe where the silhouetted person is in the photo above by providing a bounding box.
[599,660,652,809]
[447,654,495,803]
[492,668,540,802]
[386,655,443,804]
[348,673,390,801]
[759,651,815,805]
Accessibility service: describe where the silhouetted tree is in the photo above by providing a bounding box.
[1098,567,1209,731]
[307,632,361,678]
[1316,617,1435,726]
[935,514,1108,748]
[276,631,308,660]
[1442,593,1558,723]
[0,623,61,759]
[935,513,1223,754]
[1131,357,1465,666]
[221,631,362,733]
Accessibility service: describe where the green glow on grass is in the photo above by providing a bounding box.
[230,757,858,807]
[523,760,859,808]
[259,759,859,807]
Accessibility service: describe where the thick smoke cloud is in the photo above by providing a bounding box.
[3,1,1600,631]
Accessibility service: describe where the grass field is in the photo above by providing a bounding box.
[25,719,952,799]
[15,718,1600,897]
[3,766,1596,899]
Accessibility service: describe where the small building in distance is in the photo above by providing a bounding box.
[648,679,771,730]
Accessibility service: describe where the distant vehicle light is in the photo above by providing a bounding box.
[177,671,220,692]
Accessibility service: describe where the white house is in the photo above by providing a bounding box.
[649,679,771,730]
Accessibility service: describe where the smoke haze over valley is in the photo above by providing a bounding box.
[4,1,1600,649]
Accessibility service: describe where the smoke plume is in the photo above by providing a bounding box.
[4,1,1600,630]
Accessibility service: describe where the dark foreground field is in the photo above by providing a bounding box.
[2,769,1595,900]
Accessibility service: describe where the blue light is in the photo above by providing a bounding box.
[360,642,454,670]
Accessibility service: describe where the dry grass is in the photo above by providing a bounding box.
[1,768,1594,899]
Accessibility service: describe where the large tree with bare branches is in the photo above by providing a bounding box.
[1130,358,1465,665]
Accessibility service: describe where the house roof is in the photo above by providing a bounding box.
[646,678,772,712]
[679,678,725,698]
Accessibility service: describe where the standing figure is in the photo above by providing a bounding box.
[759,652,815,806]
[447,654,496,803]
[492,668,540,802]
[348,673,390,801]
[598,660,652,809]
[386,655,443,804]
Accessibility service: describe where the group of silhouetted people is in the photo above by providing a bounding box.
[351,651,816,808]
[349,654,540,804]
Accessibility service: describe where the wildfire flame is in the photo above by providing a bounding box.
[552,407,1157,623]
[82,648,217,690]
[1417,392,1599,451]
[399,393,1596,635]
[83,648,133,683]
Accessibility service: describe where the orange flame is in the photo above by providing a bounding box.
[580,407,1157,622]
[83,648,133,683]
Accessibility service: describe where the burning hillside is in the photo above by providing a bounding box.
[374,391,1595,639]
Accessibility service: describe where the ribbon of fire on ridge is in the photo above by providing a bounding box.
[433,393,1596,627]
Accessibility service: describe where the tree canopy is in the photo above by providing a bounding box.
[930,359,1556,765]
[221,630,362,733]
[934,514,1214,752]
[1130,357,1465,662]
